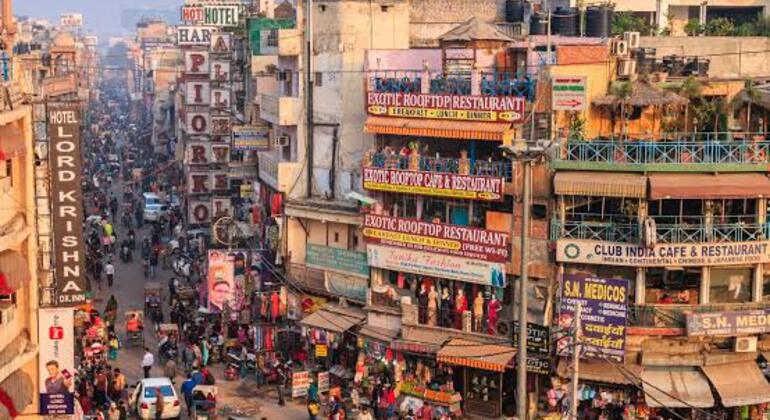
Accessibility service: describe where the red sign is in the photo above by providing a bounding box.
[363,214,509,263]
[49,326,64,340]
[181,6,204,23]
[362,167,504,201]
[366,92,525,123]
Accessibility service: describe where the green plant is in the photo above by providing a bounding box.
[684,19,702,36]
[704,17,735,36]
[568,114,587,141]
[678,76,703,132]
[610,81,633,139]
[741,79,760,132]
[611,12,653,36]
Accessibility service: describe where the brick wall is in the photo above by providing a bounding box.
[409,0,506,46]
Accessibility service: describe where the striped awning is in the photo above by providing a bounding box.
[364,116,512,141]
[0,251,30,294]
[554,171,647,198]
[437,338,516,372]
[0,370,34,418]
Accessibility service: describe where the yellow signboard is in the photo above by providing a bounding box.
[315,344,328,358]
[368,105,520,122]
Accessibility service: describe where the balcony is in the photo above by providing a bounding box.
[368,70,536,100]
[259,93,300,126]
[365,151,512,181]
[629,302,768,331]
[553,137,770,172]
[257,152,300,193]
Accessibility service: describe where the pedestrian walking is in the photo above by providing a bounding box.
[142,347,154,378]
[111,368,126,401]
[164,359,177,381]
[104,261,115,287]
[149,250,159,279]
[181,374,195,417]
[107,402,120,420]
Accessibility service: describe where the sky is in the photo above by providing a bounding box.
[16,0,182,36]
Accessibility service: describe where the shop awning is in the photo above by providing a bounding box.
[391,327,449,354]
[648,173,770,200]
[358,325,399,344]
[0,370,34,418]
[0,251,30,294]
[641,368,714,408]
[364,116,512,142]
[554,171,647,198]
[299,305,365,334]
[702,361,770,407]
[556,358,643,385]
[437,338,516,373]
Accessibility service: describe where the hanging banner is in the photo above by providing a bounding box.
[362,167,504,201]
[363,214,509,263]
[207,250,235,313]
[366,92,525,123]
[232,125,270,151]
[367,244,506,287]
[39,308,75,415]
[48,102,88,306]
[556,239,770,267]
[558,275,628,362]
[324,272,368,302]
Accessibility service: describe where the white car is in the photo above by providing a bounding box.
[128,377,181,419]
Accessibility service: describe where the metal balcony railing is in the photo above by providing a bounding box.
[368,70,536,101]
[367,152,513,181]
[556,138,770,168]
[551,215,639,243]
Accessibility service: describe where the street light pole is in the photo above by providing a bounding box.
[517,156,531,420]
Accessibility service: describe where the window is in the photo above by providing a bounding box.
[5,159,11,186]
[265,29,278,47]
[711,267,752,303]
[314,72,323,87]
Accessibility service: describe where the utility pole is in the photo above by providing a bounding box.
[517,155,531,420]
[570,304,582,419]
[305,0,314,198]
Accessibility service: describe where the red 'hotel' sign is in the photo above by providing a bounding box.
[367,92,525,123]
[363,167,504,201]
[363,214,510,263]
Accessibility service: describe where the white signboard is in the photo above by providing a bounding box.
[211,88,231,109]
[211,144,231,164]
[39,308,75,415]
[182,5,241,26]
[186,81,211,106]
[186,111,210,135]
[188,172,212,194]
[185,51,210,74]
[212,197,232,219]
[186,142,211,165]
[60,13,83,27]
[211,61,231,82]
[211,33,232,53]
[177,26,217,46]
[366,244,506,286]
[556,239,770,267]
[552,76,587,111]
[188,199,211,224]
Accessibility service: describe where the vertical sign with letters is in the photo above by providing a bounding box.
[47,102,88,306]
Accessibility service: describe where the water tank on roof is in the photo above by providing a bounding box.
[585,5,613,38]
[506,0,526,22]
[529,12,547,35]
[553,7,579,37]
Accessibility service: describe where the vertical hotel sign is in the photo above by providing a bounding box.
[48,103,88,306]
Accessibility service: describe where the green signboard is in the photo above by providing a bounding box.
[306,243,369,278]
[248,17,296,55]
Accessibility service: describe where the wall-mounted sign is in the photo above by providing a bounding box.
[39,308,75,414]
[185,51,210,74]
[513,321,551,375]
[306,243,369,278]
[556,239,770,267]
[552,76,587,111]
[232,125,270,151]
[212,171,229,191]
[185,81,211,106]
[366,92,525,123]
[48,103,88,306]
[324,272,368,302]
[185,111,210,135]
[212,116,232,136]
[60,13,83,27]
[558,275,628,362]
[367,244,506,286]
[188,199,211,224]
[181,6,204,23]
[188,172,212,194]
[186,142,211,165]
[211,88,231,109]
[211,144,231,164]
[210,33,232,53]
[362,167,504,201]
[363,214,509,263]
[176,26,216,46]
[182,4,241,27]
[687,309,770,337]
[211,61,231,82]
[212,198,232,219]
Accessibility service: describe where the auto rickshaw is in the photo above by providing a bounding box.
[124,310,144,347]
[144,282,164,323]
[191,385,217,419]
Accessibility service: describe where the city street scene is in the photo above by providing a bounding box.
[8,0,770,419]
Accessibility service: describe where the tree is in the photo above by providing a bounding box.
[611,12,653,36]
[704,17,735,36]
[678,76,703,133]
[611,81,633,139]
[743,79,760,132]
[684,19,702,36]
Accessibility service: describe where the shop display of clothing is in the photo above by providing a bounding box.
[487,297,502,335]
[440,291,453,327]
[473,293,484,333]
[418,288,428,324]
[270,292,280,320]
[427,287,438,326]
[454,291,467,329]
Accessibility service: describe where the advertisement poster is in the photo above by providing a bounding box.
[363,214,509,263]
[363,167,504,201]
[317,372,330,393]
[48,102,88,306]
[207,250,235,313]
[367,244,506,287]
[232,125,270,151]
[513,321,551,374]
[39,308,75,415]
[366,92,525,123]
[558,275,629,362]
[291,371,310,398]
[556,239,770,267]
[687,309,770,336]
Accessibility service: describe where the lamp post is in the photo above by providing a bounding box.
[500,140,547,420]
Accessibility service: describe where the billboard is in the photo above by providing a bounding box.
[362,167,504,201]
[232,125,270,151]
[207,250,251,312]
[60,13,83,27]
[182,4,241,27]
[39,308,75,415]
[558,275,629,362]
[362,214,509,263]
[366,92,525,123]
[687,309,770,337]
[48,103,88,306]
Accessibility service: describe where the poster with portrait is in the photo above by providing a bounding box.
[207,250,235,313]
[39,308,75,415]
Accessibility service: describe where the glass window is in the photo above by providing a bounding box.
[144,385,175,398]
[710,267,753,303]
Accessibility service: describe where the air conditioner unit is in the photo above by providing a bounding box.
[735,336,758,353]
[624,31,641,49]
[494,319,513,337]
[0,304,16,325]
[618,59,637,78]
[274,135,290,147]
[612,39,629,57]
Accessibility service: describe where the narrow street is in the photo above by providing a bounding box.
[89,173,307,419]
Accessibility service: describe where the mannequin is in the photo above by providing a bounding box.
[418,283,428,324]
[487,294,503,335]
[473,291,484,333]
[427,285,438,326]
[454,288,468,330]
[440,287,453,327]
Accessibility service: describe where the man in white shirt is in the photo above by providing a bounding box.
[142,348,154,378]
[104,262,115,287]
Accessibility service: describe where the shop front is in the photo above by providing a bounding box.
[299,304,365,373]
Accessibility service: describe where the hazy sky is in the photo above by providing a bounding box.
[16,0,182,36]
